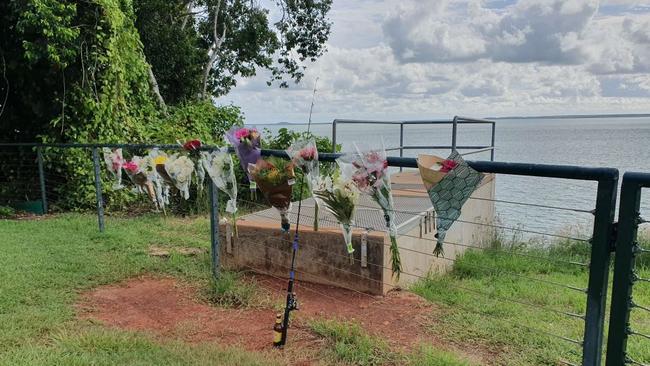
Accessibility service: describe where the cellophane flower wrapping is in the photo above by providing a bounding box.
[286,139,320,230]
[182,139,205,191]
[123,156,156,202]
[313,161,359,254]
[344,143,402,278]
[102,148,124,189]
[201,148,239,235]
[146,149,170,210]
[164,154,195,200]
[248,157,295,233]
[418,151,482,256]
[226,127,261,197]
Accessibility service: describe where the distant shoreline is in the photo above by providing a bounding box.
[248,113,650,126]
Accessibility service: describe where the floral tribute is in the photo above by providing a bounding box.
[183,139,206,190]
[418,151,482,256]
[313,162,359,254]
[163,154,195,200]
[122,156,156,203]
[147,149,171,210]
[202,148,239,236]
[343,144,402,278]
[102,148,124,189]
[286,139,321,230]
[226,127,261,199]
[248,157,296,233]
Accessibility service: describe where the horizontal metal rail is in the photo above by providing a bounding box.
[0,143,617,182]
[331,116,497,162]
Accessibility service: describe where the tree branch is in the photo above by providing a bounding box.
[200,0,225,100]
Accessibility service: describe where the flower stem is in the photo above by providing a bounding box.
[313,203,319,231]
[389,234,401,279]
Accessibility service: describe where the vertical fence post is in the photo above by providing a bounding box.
[91,148,105,232]
[451,116,458,152]
[583,174,618,366]
[331,119,337,153]
[36,147,48,214]
[399,122,404,172]
[490,122,496,161]
[209,179,220,279]
[606,173,643,366]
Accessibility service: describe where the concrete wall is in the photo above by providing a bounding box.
[222,173,496,295]
[219,222,387,294]
[385,174,496,292]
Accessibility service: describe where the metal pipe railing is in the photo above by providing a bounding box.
[331,116,496,161]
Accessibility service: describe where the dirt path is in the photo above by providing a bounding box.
[77,275,488,365]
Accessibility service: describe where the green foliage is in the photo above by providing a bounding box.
[134,0,332,98]
[263,127,340,153]
[0,205,16,218]
[310,319,395,365]
[205,271,269,308]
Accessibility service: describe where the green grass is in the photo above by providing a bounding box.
[411,238,650,365]
[310,319,474,366]
[0,213,277,365]
[2,213,649,365]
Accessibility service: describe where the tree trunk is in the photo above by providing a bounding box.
[200,0,225,100]
[147,66,167,115]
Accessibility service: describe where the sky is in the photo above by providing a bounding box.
[222,0,650,123]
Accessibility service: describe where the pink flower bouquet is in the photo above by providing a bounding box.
[122,157,156,204]
[102,148,124,189]
[226,127,261,199]
[286,139,321,230]
[343,144,402,278]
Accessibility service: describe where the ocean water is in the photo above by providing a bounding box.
[250,117,650,239]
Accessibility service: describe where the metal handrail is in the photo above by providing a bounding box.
[331,116,496,163]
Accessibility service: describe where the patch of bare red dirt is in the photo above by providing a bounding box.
[77,275,487,364]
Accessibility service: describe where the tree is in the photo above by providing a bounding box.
[134,0,333,103]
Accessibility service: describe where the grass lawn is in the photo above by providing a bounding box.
[411,238,650,365]
[0,213,648,365]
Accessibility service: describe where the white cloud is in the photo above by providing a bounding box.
[223,0,650,122]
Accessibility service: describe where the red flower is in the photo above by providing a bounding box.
[183,139,202,151]
[439,159,458,173]
[299,146,317,161]
[123,161,139,173]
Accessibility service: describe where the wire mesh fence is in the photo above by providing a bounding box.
[0,143,629,365]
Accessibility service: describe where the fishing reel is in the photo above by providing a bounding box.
[287,291,299,311]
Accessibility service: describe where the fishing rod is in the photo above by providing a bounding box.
[276,77,319,348]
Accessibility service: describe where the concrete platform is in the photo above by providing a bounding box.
[219,171,496,295]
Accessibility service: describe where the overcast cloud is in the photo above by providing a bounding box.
[223,0,650,123]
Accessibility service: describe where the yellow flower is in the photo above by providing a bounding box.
[154,156,167,165]
[267,169,280,182]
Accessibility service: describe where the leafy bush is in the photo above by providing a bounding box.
[0,206,16,218]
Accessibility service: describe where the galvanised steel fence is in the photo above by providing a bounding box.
[607,172,650,366]
[0,141,644,365]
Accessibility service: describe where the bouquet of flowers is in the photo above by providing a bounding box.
[286,139,320,230]
[148,149,171,210]
[418,151,482,256]
[163,154,195,200]
[123,156,156,202]
[226,127,261,199]
[248,157,296,233]
[102,148,124,189]
[313,162,359,254]
[344,144,402,278]
[183,139,206,191]
[202,148,239,236]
